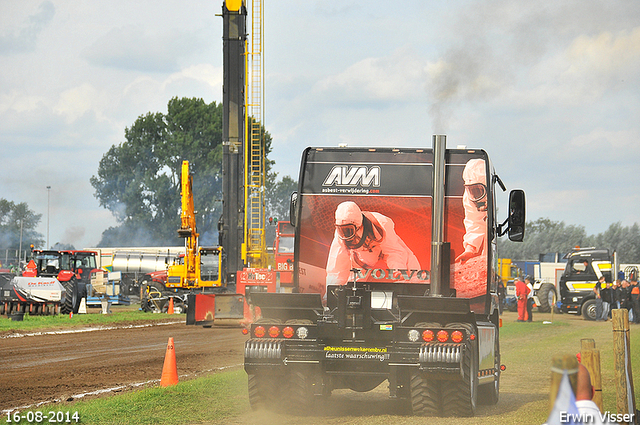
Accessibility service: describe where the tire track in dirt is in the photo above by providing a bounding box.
[0,322,247,412]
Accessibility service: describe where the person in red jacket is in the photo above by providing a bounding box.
[515,277,530,322]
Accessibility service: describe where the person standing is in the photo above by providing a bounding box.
[594,276,605,321]
[600,280,612,320]
[620,280,631,318]
[612,279,621,310]
[630,278,640,324]
[497,278,506,315]
[515,277,530,322]
[525,275,534,322]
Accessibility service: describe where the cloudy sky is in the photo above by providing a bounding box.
[1,0,639,249]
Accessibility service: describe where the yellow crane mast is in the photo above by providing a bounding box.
[244,0,268,269]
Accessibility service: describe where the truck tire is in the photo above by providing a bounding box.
[409,370,441,416]
[441,343,478,417]
[581,299,597,321]
[536,283,556,313]
[141,283,166,313]
[60,279,78,315]
[506,297,518,312]
[247,373,282,410]
[288,368,317,415]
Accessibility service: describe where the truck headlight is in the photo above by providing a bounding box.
[296,327,309,339]
[408,329,420,342]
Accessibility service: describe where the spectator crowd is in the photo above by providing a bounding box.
[593,276,640,323]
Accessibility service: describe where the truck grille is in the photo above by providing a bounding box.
[245,339,283,359]
[419,343,462,363]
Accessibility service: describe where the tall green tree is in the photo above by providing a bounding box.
[0,198,44,250]
[91,97,225,246]
[264,175,298,245]
[91,97,295,247]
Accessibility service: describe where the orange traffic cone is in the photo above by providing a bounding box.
[160,337,179,387]
[167,297,174,315]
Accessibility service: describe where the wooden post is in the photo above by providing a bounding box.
[612,309,636,425]
[550,354,579,412]
[581,349,603,411]
[581,338,596,351]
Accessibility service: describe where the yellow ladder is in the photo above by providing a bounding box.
[245,0,266,267]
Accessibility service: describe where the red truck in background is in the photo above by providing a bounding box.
[273,221,294,287]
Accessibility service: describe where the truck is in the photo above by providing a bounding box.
[505,260,565,313]
[555,247,640,320]
[273,221,294,287]
[21,249,97,314]
[243,136,526,416]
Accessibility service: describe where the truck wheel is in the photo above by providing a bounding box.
[409,370,441,416]
[288,367,319,415]
[581,299,597,321]
[141,284,165,313]
[60,279,78,315]
[441,344,478,416]
[248,373,282,410]
[536,283,556,313]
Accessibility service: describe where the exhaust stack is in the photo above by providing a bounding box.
[430,135,447,296]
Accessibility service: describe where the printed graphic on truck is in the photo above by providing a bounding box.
[295,149,490,313]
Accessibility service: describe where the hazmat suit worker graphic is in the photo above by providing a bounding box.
[325,201,421,287]
[455,158,488,263]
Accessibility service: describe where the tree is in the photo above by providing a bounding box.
[91,97,224,246]
[498,218,640,263]
[264,175,298,245]
[592,222,640,263]
[498,218,590,261]
[0,198,45,252]
[265,175,297,223]
[91,97,293,248]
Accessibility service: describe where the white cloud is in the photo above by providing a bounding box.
[81,25,205,73]
[0,1,55,55]
[313,48,427,105]
[53,83,101,123]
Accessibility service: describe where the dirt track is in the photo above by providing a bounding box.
[0,321,247,412]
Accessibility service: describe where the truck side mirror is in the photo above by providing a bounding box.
[289,192,298,227]
[508,189,526,242]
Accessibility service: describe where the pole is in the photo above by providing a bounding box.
[612,308,636,425]
[549,354,579,412]
[18,219,23,264]
[581,348,603,411]
[430,135,446,296]
[46,185,51,248]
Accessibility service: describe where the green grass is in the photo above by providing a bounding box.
[9,370,247,425]
[0,307,178,333]
[15,310,640,425]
